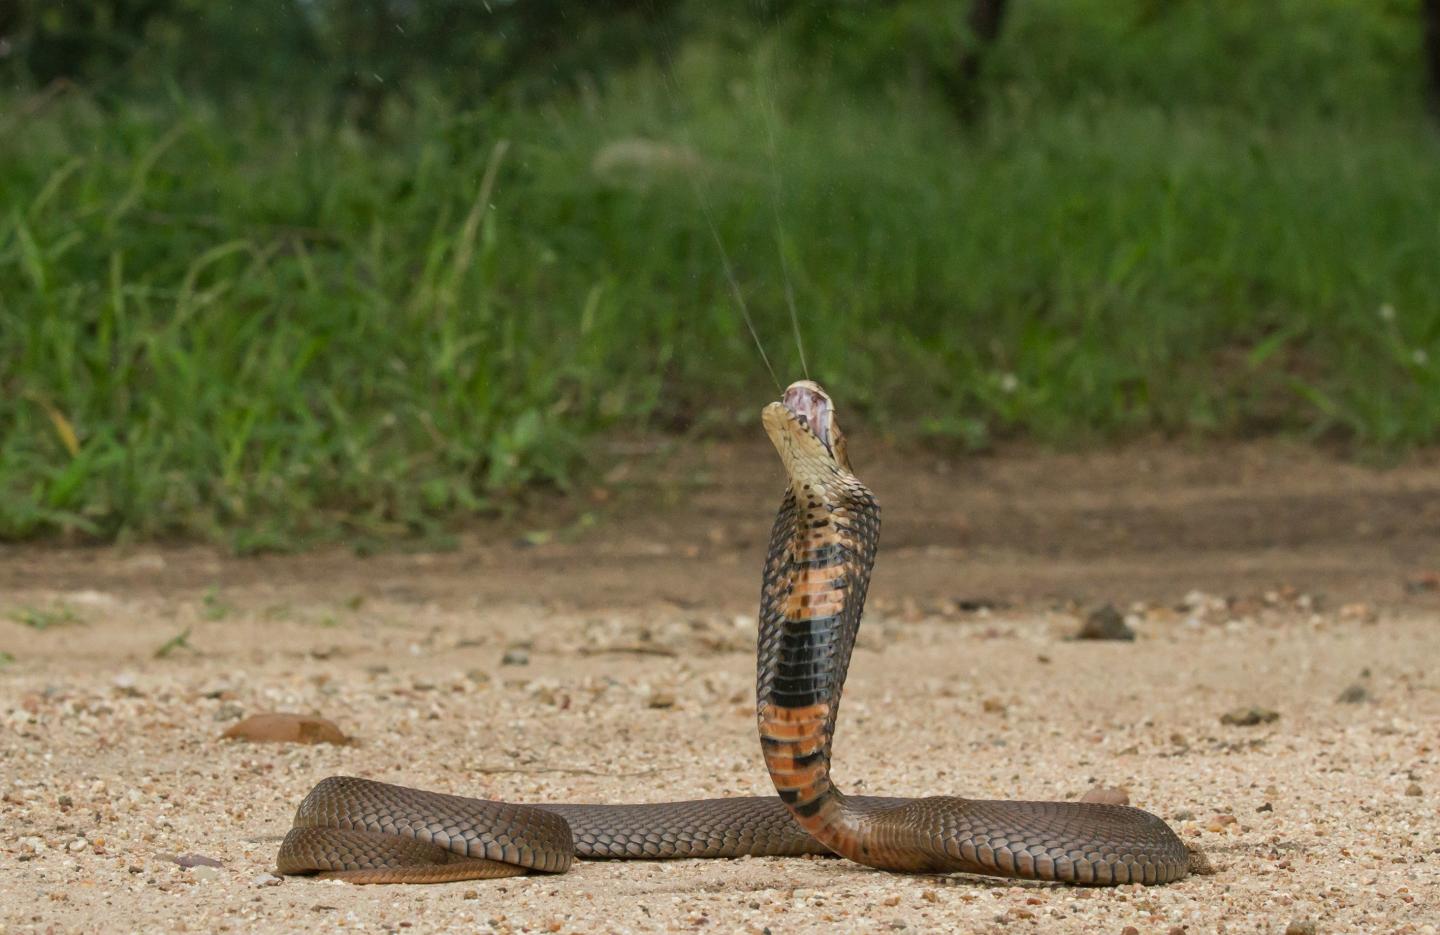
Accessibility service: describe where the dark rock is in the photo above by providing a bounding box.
[1336,682,1369,704]
[1220,706,1279,726]
[1076,604,1135,641]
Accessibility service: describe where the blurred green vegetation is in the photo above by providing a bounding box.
[2,0,1438,548]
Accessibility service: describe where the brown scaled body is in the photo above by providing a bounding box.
[276,380,1197,886]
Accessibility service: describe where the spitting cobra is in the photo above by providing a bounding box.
[277,380,1196,885]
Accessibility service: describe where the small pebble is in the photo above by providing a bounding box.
[1220,706,1279,726]
[1284,921,1316,935]
[1338,602,1375,623]
[252,873,282,887]
[1336,683,1368,704]
[221,713,348,745]
[1075,604,1135,641]
[169,853,224,869]
[501,647,530,666]
[213,702,245,721]
[1405,783,1422,797]
[1206,814,1239,833]
[1080,786,1130,806]
[647,690,676,709]
[112,672,141,696]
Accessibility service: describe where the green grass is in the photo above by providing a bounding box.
[153,627,193,659]
[9,605,83,630]
[2,0,1438,547]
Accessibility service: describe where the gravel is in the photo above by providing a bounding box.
[2,576,1438,932]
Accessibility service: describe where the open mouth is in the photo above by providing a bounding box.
[780,381,832,452]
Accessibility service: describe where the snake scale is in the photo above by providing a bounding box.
[277,381,1196,885]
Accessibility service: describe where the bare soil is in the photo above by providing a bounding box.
[2,440,1438,934]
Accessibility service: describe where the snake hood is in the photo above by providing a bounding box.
[763,380,853,476]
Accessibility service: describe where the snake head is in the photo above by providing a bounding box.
[763,380,852,475]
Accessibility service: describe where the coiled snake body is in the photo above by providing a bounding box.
[278,381,1195,885]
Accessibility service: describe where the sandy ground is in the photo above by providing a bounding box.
[2,440,1439,934]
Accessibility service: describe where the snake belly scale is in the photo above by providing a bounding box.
[276,380,1196,885]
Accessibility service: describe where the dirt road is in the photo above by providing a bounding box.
[2,440,1438,933]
